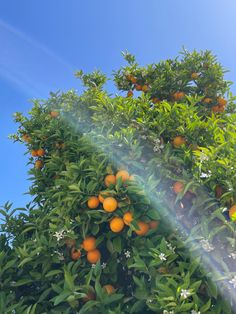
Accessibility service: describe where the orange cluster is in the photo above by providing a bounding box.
[211,97,227,113]
[126,74,149,98]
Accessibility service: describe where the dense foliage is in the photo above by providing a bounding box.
[1,49,236,313]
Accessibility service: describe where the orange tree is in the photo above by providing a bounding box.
[1,49,236,313]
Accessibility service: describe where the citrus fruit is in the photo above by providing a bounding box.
[103,285,115,295]
[123,211,133,225]
[87,196,100,209]
[116,170,130,182]
[87,249,101,264]
[104,174,116,187]
[35,160,43,169]
[71,248,81,261]
[103,197,118,212]
[229,205,236,222]
[173,136,186,147]
[173,181,184,194]
[134,221,149,236]
[82,237,96,252]
[127,90,133,97]
[37,148,45,157]
[50,111,59,118]
[110,217,124,232]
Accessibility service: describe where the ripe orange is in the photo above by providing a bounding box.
[37,148,45,157]
[50,111,59,118]
[82,237,96,252]
[134,221,149,236]
[103,285,115,295]
[142,85,149,92]
[130,76,137,84]
[104,174,116,187]
[71,248,81,261]
[98,191,110,203]
[127,90,133,97]
[173,92,185,101]
[65,238,76,248]
[173,181,184,194]
[211,105,220,113]
[173,136,186,147]
[123,211,133,225]
[116,170,130,182]
[103,197,118,212]
[22,134,31,143]
[35,160,43,169]
[191,72,199,80]
[152,97,160,104]
[217,97,227,107]
[87,249,101,264]
[87,196,100,209]
[229,205,236,222]
[203,97,212,104]
[31,150,38,157]
[110,217,125,232]
[135,84,142,91]
[149,220,159,229]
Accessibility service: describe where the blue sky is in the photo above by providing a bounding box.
[0,0,236,210]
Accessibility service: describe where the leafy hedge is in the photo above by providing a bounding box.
[1,49,236,313]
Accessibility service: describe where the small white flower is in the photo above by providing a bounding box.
[153,145,160,152]
[101,262,107,269]
[200,153,209,162]
[191,310,201,314]
[141,135,147,140]
[154,138,161,144]
[147,299,153,303]
[228,253,236,260]
[124,250,131,258]
[180,289,191,299]
[163,311,174,314]
[91,264,96,269]
[54,250,64,261]
[200,239,215,252]
[159,253,167,261]
[229,276,236,288]
[166,242,176,253]
[53,230,66,241]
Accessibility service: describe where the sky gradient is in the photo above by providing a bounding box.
[1,0,236,210]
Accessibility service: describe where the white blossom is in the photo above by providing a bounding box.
[180,289,191,299]
[53,230,66,241]
[153,145,160,152]
[91,264,96,269]
[163,310,174,314]
[191,310,201,314]
[228,252,236,260]
[199,153,209,162]
[124,250,131,258]
[54,250,64,261]
[200,239,215,252]
[166,242,176,253]
[229,276,236,288]
[101,262,107,269]
[159,253,167,261]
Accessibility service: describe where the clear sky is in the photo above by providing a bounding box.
[0,0,236,210]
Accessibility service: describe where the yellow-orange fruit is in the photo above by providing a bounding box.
[104,174,116,187]
[22,134,31,143]
[127,90,133,97]
[116,170,130,182]
[130,76,137,84]
[123,211,133,225]
[31,150,38,157]
[191,72,199,80]
[50,111,59,118]
[103,285,115,295]
[87,196,100,209]
[103,197,118,212]
[87,249,101,264]
[173,136,186,147]
[173,181,184,194]
[152,97,160,104]
[135,84,142,91]
[134,221,149,236]
[37,148,45,157]
[71,248,81,261]
[98,191,110,203]
[82,237,96,252]
[173,92,185,101]
[142,85,149,92]
[229,205,236,222]
[203,97,212,104]
[110,217,125,232]
[35,160,43,169]
[218,97,227,107]
[149,220,159,229]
